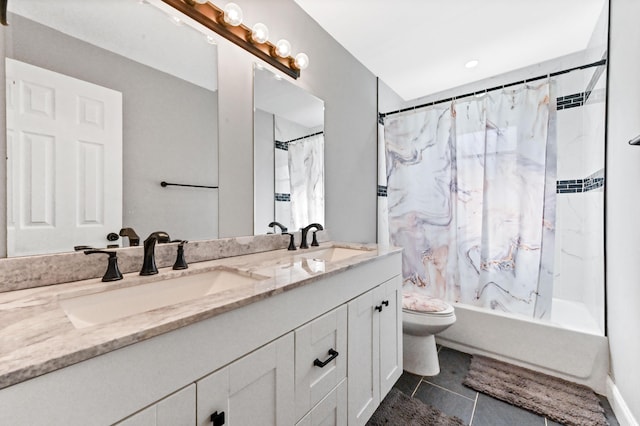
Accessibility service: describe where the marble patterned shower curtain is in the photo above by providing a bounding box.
[288,133,325,230]
[382,83,556,318]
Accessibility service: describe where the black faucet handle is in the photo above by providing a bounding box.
[84,250,123,282]
[283,233,296,251]
[311,231,320,247]
[173,240,189,270]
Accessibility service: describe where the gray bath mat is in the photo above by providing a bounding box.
[367,388,465,426]
[464,355,608,426]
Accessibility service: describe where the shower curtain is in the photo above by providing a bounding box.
[379,83,556,318]
[288,133,325,230]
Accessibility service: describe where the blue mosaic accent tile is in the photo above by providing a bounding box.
[556,92,585,110]
[556,169,605,193]
[275,140,288,151]
[275,193,290,202]
[377,185,388,197]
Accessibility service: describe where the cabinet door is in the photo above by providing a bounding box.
[295,379,347,426]
[116,384,195,426]
[295,305,347,421]
[196,333,295,426]
[376,276,403,398]
[347,290,379,426]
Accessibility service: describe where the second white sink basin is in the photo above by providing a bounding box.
[297,247,370,262]
[60,268,268,329]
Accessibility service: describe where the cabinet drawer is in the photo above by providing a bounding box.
[295,305,347,421]
[295,379,347,426]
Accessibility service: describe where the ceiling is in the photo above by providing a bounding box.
[293,0,607,101]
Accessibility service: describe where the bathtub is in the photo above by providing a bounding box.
[436,300,609,394]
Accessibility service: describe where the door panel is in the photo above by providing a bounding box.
[6,58,122,256]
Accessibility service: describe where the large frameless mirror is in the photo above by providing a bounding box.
[4,0,219,257]
[253,65,325,235]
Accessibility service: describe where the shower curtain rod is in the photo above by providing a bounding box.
[278,131,324,144]
[379,58,606,119]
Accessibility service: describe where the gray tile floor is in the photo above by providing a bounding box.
[391,346,619,426]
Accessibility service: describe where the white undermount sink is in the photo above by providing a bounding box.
[297,247,371,262]
[59,268,268,329]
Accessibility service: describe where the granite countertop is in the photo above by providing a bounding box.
[0,241,401,390]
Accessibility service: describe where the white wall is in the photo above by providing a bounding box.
[216,0,378,243]
[607,0,640,421]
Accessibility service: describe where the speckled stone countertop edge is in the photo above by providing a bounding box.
[0,242,402,390]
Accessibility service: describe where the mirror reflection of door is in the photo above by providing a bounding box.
[6,59,122,256]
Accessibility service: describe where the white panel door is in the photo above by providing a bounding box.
[6,58,122,256]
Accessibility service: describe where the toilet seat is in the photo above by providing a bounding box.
[402,291,454,316]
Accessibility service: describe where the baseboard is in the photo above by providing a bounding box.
[607,376,639,426]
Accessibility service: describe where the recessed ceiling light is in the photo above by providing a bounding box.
[465,60,479,69]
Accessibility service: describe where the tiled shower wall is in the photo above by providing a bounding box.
[552,63,606,334]
[551,0,608,334]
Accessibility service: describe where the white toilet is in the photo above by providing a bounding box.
[402,291,456,376]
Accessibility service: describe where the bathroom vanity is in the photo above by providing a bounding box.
[0,240,402,425]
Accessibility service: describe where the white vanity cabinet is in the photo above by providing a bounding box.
[0,249,402,426]
[196,333,295,426]
[116,385,196,426]
[347,276,403,426]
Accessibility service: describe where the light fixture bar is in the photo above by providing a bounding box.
[161,0,300,79]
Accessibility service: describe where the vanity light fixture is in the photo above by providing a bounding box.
[222,2,243,26]
[164,0,308,79]
[274,39,292,58]
[251,23,269,44]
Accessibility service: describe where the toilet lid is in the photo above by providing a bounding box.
[402,291,454,315]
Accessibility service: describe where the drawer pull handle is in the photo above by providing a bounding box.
[375,305,383,312]
[382,300,389,307]
[314,349,339,368]
[210,410,225,425]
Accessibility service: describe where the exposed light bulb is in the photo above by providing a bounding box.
[251,23,269,44]
[223,3,243,26]
[465,60,479,69]
[275,39,292,58]
[294,53,309,70]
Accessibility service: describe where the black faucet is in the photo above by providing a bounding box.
[268,221,288,233]
[119,227,140,246]
[300,223,323,249]
[268,221,296,251]
[140,231,171,276]
[84,250,123,282]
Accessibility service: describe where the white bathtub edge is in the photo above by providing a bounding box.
[607,376,639,426]
[436,303,609,394]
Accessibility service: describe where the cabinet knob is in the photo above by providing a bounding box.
[313,348,339,368]
[382,300,389,307]
[375,305,383,312]
[210,410,225,426]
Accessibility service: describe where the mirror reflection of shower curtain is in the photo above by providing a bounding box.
[288,133,325,230]
[382,83,556,318]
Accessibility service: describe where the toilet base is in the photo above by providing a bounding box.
[403,333,440,376]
